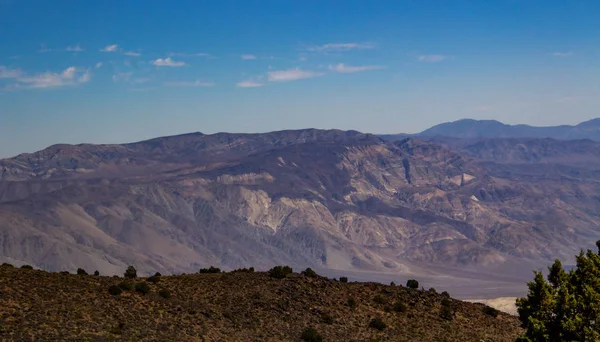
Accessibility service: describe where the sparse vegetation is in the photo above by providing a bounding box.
[94,270,100,276]
[77,268,88,275]
[124,266,137,278]
[321,312,334,324]
[158,288,171,299]
[406,279,419,289]
[199,266,221,274]
[232,267,255,273]
[154,272,162,277]
[20,264,33,270]
[134,282,150,295]
[373,294,387,305]
[268,265,293,279]
[390,281,396,286]
[393,301,407,313]
[301,267,318,278]
[339,276,348,283]
[147,275,160,284]
[483,306,499,318]
[347,297,357,309]
[369,317,387,331]
[118,281,133,291]
[440,297,454,321]
[108,285,122,296]
[301,327,323,342]
[1,263,13,268]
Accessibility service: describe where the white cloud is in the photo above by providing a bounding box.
[418,55,447,63]
[100,44,118,52]
[418,55,448,63]
[164,80,214,87]
[95,62,103,69]
[236,80,264,88]
[66,45,84,52]
[112,72,133,82]
[267,68,324,82]
[169,52,212,58]
[552,52,573,57]
[0,66,21,78]
[151,57,186,67]
[328,63,385,73]
[134,77,152,84]
[124,51,141,56]
[241,54,257,60]
[308,43,375,52]
[298,56,307,62]
[16,66,91,88]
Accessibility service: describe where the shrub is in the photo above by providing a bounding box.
[118,281,133,291]
[94,270,100,276]
[124,266,137,278]
[158,289,171,299]
[483,306,499,318]
[441,291,450,298]
[321,312,334,324]
[369,317,386,331]
[108,285,122,296]
[135,282,150,295]
[373,294,387,305]
[301,267,318,278]
[440,305,454,321]
[301,327,323,342]
[199,266,221,274]
[390,281,396,286]
[393,301,407,313]
[441,297,452,307]
[339,276,348,283]
[60,271,70,275]
[77,268,88,275]
[268,265,293,279]
[147,275,160,284]
[1,263,13,268]
[232,267,255,273]
[154,272,162,277]
[406,279,419,289]
[347,297,357,309]
[20,265,33,270]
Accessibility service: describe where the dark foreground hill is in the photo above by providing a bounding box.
[0,265,522,341]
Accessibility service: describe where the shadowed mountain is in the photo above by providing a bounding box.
[1,129,600,296]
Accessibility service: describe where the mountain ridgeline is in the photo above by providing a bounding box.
[1,122,600,298]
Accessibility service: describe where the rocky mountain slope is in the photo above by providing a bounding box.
[1,129,599,295]
[0,264,522,341]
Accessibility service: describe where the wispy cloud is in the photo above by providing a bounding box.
[552,52,573,57]
[236,80,264,88]
[0,66,22,78]
[95,62,103,69]
[124,51,141,56]
[133,77,152,84]
[15,66,91,89]
[328,63,385,73]
[66,45,84,52]
[164,80,214,87]
[308,42,375,52]
[100,44,118,52]
[418,55,447,63]
[267,68,324,82]
[241,54,257,60]
[112,72,133,83]
[151,57,186,67]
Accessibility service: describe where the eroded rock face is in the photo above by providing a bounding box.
[1,129,599,278]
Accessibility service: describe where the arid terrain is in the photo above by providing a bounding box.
[0,264,522,341]
[2,122,600,300]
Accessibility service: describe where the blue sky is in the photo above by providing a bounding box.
[0,0,599,158]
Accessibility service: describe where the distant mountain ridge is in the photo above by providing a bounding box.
[417,118,600,140]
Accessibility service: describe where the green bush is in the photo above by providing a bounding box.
[268,265,293,279]
[124,266,137,278]
[483,305,499,318]
[406,279,419,289]
[347,297,357,309]
[158,289,171,299]
[440,305,454,321]
[77,268,88,275]
[135,282,150,295]
[301,267,318,278]
[199,266,221,274]
[321,312,334,324]
[339,276,348,283]
[154,272,162,277]
[441,297,452,307]
[94,270,100,276]
[118,281,133,291]
[441,291,450,298]
[1,263,13,268]
[373,294,387,305]
[301,327,323,342]
[232,267,255,273]
[20,265,33,270]
[369,317,386,331]
[390,281,396,286]
[393,301,407,313]
[108,285,122,296]
[147,275,160,284]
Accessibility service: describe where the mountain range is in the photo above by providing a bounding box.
[2,119,600,299]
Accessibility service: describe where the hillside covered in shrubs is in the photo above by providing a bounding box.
[0,264,522,341]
